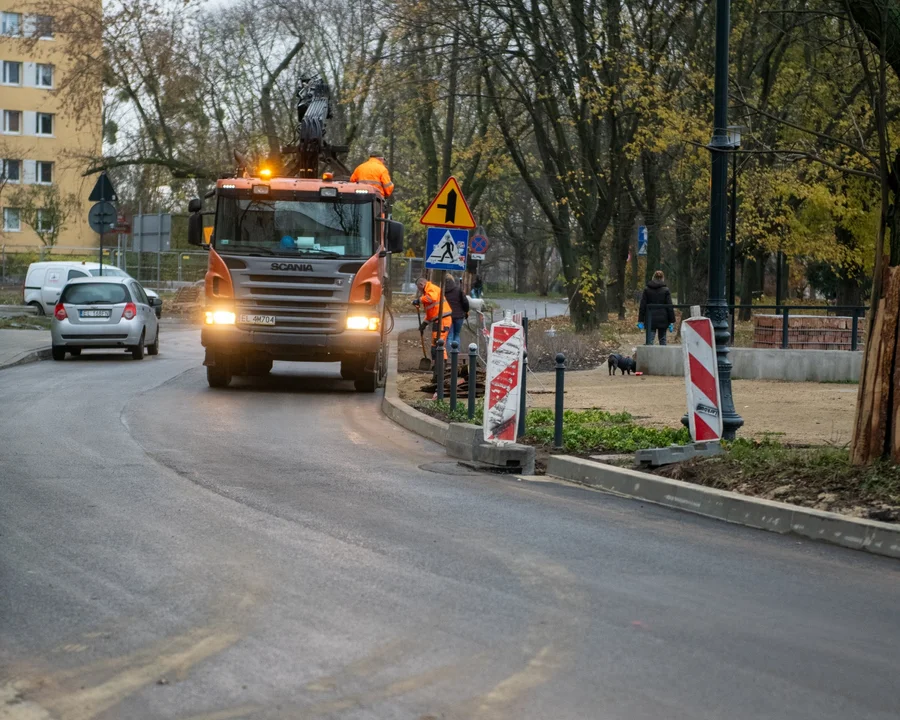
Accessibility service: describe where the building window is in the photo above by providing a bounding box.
[37,161,52,184]
[2,61,21,85]
[3,208,21,232]
[36,113,53,136]
[37,209,53,232]
[1,12,21,36]
[1,159,20,182]
[3,110,21,134]
[33,15,52,39]
[36,64,52,88]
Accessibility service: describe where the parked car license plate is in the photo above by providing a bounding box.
[79,309,111,318]
[240,314,276,326]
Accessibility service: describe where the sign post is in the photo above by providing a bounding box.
[682,316,724,441]
[421,177,477,366]
[88,173,118,276]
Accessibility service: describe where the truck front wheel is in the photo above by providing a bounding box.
[340,359,361,380]
[207,365,232,388]
[353,351,384,393]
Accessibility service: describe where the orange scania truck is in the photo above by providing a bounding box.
[187,78,404,390]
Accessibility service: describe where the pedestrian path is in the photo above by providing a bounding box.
[0,328,51,370]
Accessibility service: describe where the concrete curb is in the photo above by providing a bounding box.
[381,339,535,473]
[547,455,900,560]
[0,346,52,372]
[381,340,449,446]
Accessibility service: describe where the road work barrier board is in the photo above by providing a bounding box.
[681,316,723,441]
[484,317,524,442]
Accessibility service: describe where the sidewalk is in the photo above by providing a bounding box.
[0,328,51,370]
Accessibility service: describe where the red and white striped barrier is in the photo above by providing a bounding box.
[681,317,723,441]
[483,316,525,442]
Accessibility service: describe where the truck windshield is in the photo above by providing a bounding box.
[215,197,374,257]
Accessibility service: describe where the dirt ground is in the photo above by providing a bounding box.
[396,329,856,446]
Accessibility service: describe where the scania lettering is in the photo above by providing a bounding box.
[187,77,403,391]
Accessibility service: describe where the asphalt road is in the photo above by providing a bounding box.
[1,328,898,720]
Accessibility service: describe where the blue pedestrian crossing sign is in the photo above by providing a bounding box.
[637,225,648,256]
[425,227,468,270]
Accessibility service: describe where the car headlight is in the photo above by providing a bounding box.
[346,315,380,331]
[205,310,236,325]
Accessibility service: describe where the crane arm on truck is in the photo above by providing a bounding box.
[282,76,349,179]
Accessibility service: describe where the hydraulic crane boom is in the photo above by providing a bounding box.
[283,76,349,178]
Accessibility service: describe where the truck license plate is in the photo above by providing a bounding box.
[240,314,276,326]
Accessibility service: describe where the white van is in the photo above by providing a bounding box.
[23,261,160,316]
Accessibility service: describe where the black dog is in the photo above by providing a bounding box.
[608,354,636,376]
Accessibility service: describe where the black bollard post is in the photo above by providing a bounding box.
[781,307,789,349]
[518,317,528,439]
[851,308,859,352]
[436,339,445,401]
[449,340,459,412]
[468,343,478,419]
[554,352,566,449]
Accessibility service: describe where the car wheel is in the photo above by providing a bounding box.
[69,348,81,357]
[207,365,232,388]
[131,331,145,360]
[147,328,159,356]
[51,345,66,361]
[29,302,45,316]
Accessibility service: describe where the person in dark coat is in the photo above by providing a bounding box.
[471,275,484,298]
[444,274,470,349]
[638,270,676,345]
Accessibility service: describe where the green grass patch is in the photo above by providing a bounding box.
[525,408,690,453]
[412,401,690,455]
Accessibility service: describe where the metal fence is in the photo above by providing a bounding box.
[0,245,209,290]
[646,303,869,351]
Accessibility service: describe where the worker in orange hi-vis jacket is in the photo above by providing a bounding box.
[349,153,395,197]
[413,277,451,361]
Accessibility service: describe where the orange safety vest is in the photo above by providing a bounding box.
[419,281,451,325]
[349,157,395,197]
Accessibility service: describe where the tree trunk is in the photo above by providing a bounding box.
[611,188,635,319]
[675,212,692,307]
[739,255,754,321]
[514,242,529,293]
[852,266,900,464]
[642,151,660,283]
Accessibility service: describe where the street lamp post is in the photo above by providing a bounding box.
[727,126,742,339]
[707,0,744,440]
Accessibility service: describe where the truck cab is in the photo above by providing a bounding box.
[190,174,403,390]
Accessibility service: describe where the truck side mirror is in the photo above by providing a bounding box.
[187,198,203,246]
[386,220,404,254]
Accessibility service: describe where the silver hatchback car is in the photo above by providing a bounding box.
[51,276,160,361]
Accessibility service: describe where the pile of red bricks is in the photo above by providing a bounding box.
[752,314,865,350]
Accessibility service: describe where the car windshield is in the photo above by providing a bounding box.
[89,267,127,277]
[215,197,373,257]
[61,283,130,305]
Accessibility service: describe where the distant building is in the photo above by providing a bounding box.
[0,1,101,248]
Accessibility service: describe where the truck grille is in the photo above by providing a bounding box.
[235,271,349,334]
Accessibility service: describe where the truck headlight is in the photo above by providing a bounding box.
[346,315,380,331]
[205,310,236,325]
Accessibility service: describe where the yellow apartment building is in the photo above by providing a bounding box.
[0,0,101,249]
